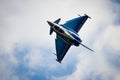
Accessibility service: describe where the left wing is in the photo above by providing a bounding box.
[62,14,90,33]
[55,35,71,63]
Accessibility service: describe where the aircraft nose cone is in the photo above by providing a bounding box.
[47,21,54,27]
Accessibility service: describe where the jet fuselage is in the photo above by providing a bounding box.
[47,21,82,46]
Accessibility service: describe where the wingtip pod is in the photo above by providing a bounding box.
[56,59,61,63]
[78,14,91,19]
[84,14,91,19]
[78,14,81,17]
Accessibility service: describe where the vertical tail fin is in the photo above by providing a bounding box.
[47,18,61,35]
[84,14,91,19]
[54,18,61,24]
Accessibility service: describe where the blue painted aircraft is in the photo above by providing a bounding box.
[47,14,94,63]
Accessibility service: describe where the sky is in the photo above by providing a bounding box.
[0,0,120,80]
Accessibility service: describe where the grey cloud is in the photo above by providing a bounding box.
[0,54,19,80]
[103,46,120,70]
[83,72,114,80]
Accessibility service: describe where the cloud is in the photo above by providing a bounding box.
[0,53,19,80]
[0,0,120,80]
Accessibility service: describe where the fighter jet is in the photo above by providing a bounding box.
[47,14,94,63]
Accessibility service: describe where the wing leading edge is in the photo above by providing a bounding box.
[55,35,71,63]
[62,15,89,33]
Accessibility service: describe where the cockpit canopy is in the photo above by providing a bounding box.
[54,25,64,33]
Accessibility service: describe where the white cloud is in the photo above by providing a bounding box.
[0,0,120,80]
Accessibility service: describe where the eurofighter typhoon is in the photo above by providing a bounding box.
[47,14,94,63]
